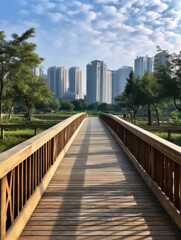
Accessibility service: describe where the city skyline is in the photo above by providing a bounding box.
[1,0,180,93]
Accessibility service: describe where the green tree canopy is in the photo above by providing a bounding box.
[0,28,42,122]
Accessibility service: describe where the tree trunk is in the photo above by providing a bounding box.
[133,111,136,125]
[8,104,14,120]
[147,104,152,126]
[27,107,31,121]
[0,97,2,124]
[173,97,181,113]
[153,104,160,126]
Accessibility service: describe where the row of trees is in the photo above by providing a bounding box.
[0,28,52,122]
[36,98,120,113]
[115,52,181,125]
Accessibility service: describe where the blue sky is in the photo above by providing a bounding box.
[1,0,181,93]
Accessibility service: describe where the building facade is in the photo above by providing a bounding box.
[47,66,67,99]
[86,60,112,104]
[68,67,83,99]
[154,50,170,71]
[112,66,133,103]
[134,56,153,78]
[32,65,45,77]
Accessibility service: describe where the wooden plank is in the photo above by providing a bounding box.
[4,117,86,240]
[19,118,180,240]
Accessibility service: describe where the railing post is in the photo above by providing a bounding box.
[0,128,4,140]
[0,177,7,240]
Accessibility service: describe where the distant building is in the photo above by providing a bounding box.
[63,92,77,101]
[112,66,133,103]
[32,65,45,77]
[69,67,83,99]
[134,56,153,78]
[154,50,170,71]
[47,66,67,99]
[86,60,112,104]
[106,70,112,104]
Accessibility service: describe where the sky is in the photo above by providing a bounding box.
[0,0,181,93]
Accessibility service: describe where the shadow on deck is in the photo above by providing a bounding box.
[20,118,181,240]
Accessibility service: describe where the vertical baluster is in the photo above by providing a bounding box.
[24,159,28,203]
[34,152,37,188]
[28,157,31,198]
[0,177,7,240]
[174,162,180,210]
[21,162,24,208]
[31,154,35,193]
[15,165,20,216]
[37,150,40,185]
[40,147,43,180]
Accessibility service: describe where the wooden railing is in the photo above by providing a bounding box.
[99,113,181,230]
[0,113,86,240]
[0,124,54,139]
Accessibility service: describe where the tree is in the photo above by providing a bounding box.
[169,52,181,112]
[154,52,181,114]
[13,66,53,121]
[60,100,74,111]
[0,28,42,123]
[138,71,162,126]
[88,101,100,111]
[98,103,108,112]
[71,99,88,111]
[50,98,61,111]
[115,71,140,124]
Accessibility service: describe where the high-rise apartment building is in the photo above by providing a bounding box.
[69,67,83,99]
[32,65,45,77]
[86,60,112,104]
[134,56,153,78]
[47,66,67,99]
[112,66,133,103]
[154,50,170,70]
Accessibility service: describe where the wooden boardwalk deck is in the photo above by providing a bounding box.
[20,118,180,240]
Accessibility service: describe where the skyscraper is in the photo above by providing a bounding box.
[47,66,67,99]
[86,60,111,104]
[112,66,133,103]
[134,56,153,78]
[32,65,45,77]
[154,50,170,70]
[69,67,82,99]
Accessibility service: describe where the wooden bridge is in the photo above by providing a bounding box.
[0,113,181,239]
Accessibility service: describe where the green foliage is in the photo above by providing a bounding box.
[115,71,140,123]
[98,103,108,112]
[88,101,100,111]
[0,129,37,153]
[0,28,42,123]
[155,53,181,112]
[60,100,74,111]
[50,98,61,111]
[71,99,88,111]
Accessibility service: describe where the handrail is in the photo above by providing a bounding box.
[0,124,54,139]
[0,113,87,240]
[140,126,181,141]
[99,113,181,229]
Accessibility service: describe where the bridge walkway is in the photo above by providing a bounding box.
[19,117,180,239]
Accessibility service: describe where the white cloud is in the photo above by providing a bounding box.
[58,4,68,12]
[96,0,119,4]
[19,9,29,15]
[48,12,64,22]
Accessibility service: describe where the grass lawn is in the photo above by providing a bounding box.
[0,129,43,153]
[0,116,60,153]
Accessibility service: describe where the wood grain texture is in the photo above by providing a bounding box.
[4,117,86,240]
[19,118,181,240]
